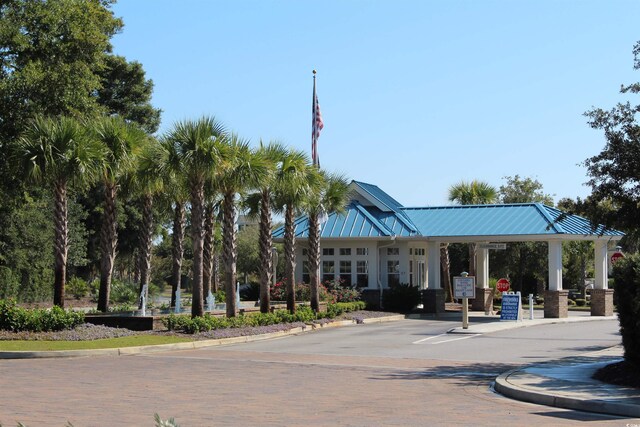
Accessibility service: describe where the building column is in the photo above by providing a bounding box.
[592,240,613,316]
[423,241,445,314]
[545,240,567,318]
[472,244,493,312]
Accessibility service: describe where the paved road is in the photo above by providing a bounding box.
[0,318,630,426]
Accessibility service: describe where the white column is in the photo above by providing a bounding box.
[594,240,608,290]
[427,241,441,289]
[548,240,563,291]
[476,245,489,288]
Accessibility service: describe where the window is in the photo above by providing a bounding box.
[356,260,368,288]
[340,260,352,286]
[387,247,399,256]
[413,248,425,256]
[339,248,351,256]
[323,248,334,256]
[302,261,310,284]
[322,261,335,282]
[356,248,368,256]
[387,260,400,287]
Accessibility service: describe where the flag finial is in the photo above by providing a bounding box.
[313,69,317,75]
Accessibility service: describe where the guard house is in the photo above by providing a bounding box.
[273,180,624,318]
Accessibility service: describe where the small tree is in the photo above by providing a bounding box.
[612,254,640,367]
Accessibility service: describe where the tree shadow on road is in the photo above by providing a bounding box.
[369,361,518,386]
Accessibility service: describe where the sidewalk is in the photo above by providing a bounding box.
[444,309,640,418]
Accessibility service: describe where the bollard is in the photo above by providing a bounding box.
[529,293,534,320]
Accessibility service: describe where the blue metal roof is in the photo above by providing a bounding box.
[352,180,404,212]
[272,181,624,240]
[272,201,418,239]
[401,203,624,237]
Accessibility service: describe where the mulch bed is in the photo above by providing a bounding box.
[0,310,398,342]
[593,360,640,388]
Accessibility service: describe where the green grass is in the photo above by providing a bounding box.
[0,335,193,352]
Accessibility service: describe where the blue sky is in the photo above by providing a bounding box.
[111,0,640,206]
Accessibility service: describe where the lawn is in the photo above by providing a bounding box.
[0,335,193,352]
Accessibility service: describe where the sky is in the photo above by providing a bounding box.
[110,0,640,207]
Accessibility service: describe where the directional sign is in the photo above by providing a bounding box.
[454,276,476,299]
[477,243,507,250]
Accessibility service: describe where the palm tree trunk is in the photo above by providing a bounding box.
[212,252,220,292]
[138,194,153,309]
[222,191,238,317]
[258,190,273,313]
[308,211,321,312]
[440,243,454,303]
[53,180,68,308]
[190,182,205,318]
[98,182,118,312]
[170,201,185,308]
[284,204,297,313]
[202,202,215,307]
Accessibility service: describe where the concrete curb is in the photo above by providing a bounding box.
[494,369,640,418]
[448,315,618,335]
[0,314,405,360]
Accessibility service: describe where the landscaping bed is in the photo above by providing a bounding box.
[0,309,395,345]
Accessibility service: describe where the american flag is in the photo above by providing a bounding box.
[312,74,324,167]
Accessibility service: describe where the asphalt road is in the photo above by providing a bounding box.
[0,318,629,426]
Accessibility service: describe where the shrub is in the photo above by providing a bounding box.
[567,299,576,306]
[67,276,89,299]
[382,283,421,313]
[0,299,84,332]
[110,279,138,304]
[613,254,640,366]
[575,298,586,307]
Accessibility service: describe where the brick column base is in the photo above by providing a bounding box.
[544,290,569,318]
[421,289,445,314]
[472,287,495,313]
[590,289,614,317]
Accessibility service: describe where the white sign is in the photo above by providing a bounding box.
[454,276,476,299]
[477,243,507,250]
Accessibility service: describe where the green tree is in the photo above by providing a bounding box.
[448,180,498,277]
[305,171,349,312]
[14,116,101,307]
[274,150,314,313]
[164,117,225,317]
[93,116,147,312]
[0,0,122,141]
[129,139,165,307]
[581,41,640,247]
[245,141,287,313]
[217,136,269,317]
[96,55,162,134]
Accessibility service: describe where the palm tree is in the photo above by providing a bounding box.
[160,137,189,308]
[130,139,165,308]
[93,116,147,312]
[244,141,287,313]
[274,149,315,313]
[15,116,101,307]
[164,116,225,317]
[305,171,349,312]
[448,180,498,276]
[217,135,269,317]
[202,196,221,305]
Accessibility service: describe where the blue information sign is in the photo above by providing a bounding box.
[500,293,521,321]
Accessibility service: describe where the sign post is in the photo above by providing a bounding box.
[454,273,476,329]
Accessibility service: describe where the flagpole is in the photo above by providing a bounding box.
[312,69,318,168]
